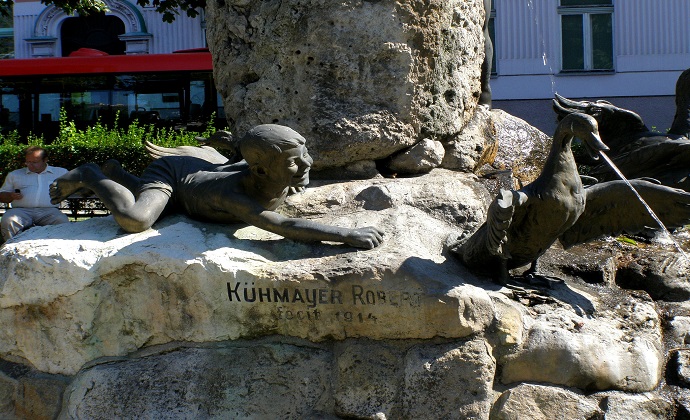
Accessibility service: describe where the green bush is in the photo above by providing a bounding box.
[0,110,220,184]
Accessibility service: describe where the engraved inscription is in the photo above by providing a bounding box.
[226,282,422,325]
[228,282,421,308]
[227,282,343,307]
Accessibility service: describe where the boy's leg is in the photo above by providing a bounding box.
[50,163,169,233]
[101,159,141,194]
[112,189,170,232]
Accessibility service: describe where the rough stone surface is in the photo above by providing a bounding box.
[669,315,690,347]
[490,384,602,420]
[401,340,495,419]
[62,342,333,419]
[441,105,497,172]
[60,337,496,420]
[313,159,381,180]
[388,138,445,174]
[599,392,676,420]
[615,245,690,302]
[674,350,690,387]
[333,340,404,418]
[0,374,15,419]
[537,240,620,286]
[205,0,485,169]
[0,361,69,420]
[500,304,663,392]
[490,109,551,185]
[332,338,495,419]
[15,376,67,420]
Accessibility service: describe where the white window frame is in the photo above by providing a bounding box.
[558,3,614,72]
[489,1,496,75]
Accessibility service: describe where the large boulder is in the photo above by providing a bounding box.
[0,170,679,417]
[500,305,663,392]
[0,170,492,376]
[205,0,486,169]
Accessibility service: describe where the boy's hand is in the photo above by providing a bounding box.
[288,186,306,195]
[346,227,384,249]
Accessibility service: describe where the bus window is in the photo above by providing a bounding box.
[189,80,205,120]
[110,90,132,125]
[69,91,100,122]
[70,90,124,127]
[0,91,19,132]
[37,93,60,139]
[187,73,221,128]
[38,93,61,121]
[117,74,183,127]
[0,52,219,140]
[128,92,179,124]
[217,93,226,120]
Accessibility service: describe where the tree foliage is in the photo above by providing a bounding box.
[0,0,205,22]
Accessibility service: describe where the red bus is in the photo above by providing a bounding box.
[0,49,224,140]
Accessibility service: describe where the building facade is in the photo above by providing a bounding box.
[490,0,690,133]
[6,0,690,135]
[1,1,216,140]
[11,0,206,58]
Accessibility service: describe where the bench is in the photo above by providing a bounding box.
[0,196,110,221]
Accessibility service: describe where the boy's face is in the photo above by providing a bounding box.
[269,144,313,187]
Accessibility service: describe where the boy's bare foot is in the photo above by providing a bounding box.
[49,163,101,204]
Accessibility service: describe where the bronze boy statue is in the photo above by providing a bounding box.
[49,124,384,249]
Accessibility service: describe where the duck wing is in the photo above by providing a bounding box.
[486,189,529,258]
[453,188,529,273]
[144,140,231,164]
[559,179,690,248]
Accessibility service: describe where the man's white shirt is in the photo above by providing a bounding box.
[0,166,68,208]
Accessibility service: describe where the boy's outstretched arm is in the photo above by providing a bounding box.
[244,208,384,249]
[262,210,383,249]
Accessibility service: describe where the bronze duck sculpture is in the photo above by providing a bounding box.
[451,112,690,285]
[451,113,609,283]
[553,71,690,191]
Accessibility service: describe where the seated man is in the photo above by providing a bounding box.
[0,146,69,243]
[50,124,383,249]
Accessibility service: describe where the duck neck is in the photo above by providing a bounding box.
[669,68,690,137]
[536,131,579,187]
[669,94,690,137]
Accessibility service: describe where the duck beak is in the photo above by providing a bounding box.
[554,93,586,110]
[584,132,609,159]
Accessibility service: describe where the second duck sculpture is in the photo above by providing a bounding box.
[451,112,690,285]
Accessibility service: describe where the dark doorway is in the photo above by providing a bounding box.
[61,14,126,56]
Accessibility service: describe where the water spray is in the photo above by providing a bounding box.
[599,151,690,263]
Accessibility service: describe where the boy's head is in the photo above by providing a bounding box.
[239,124,306,162]
[240,124,312,186]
